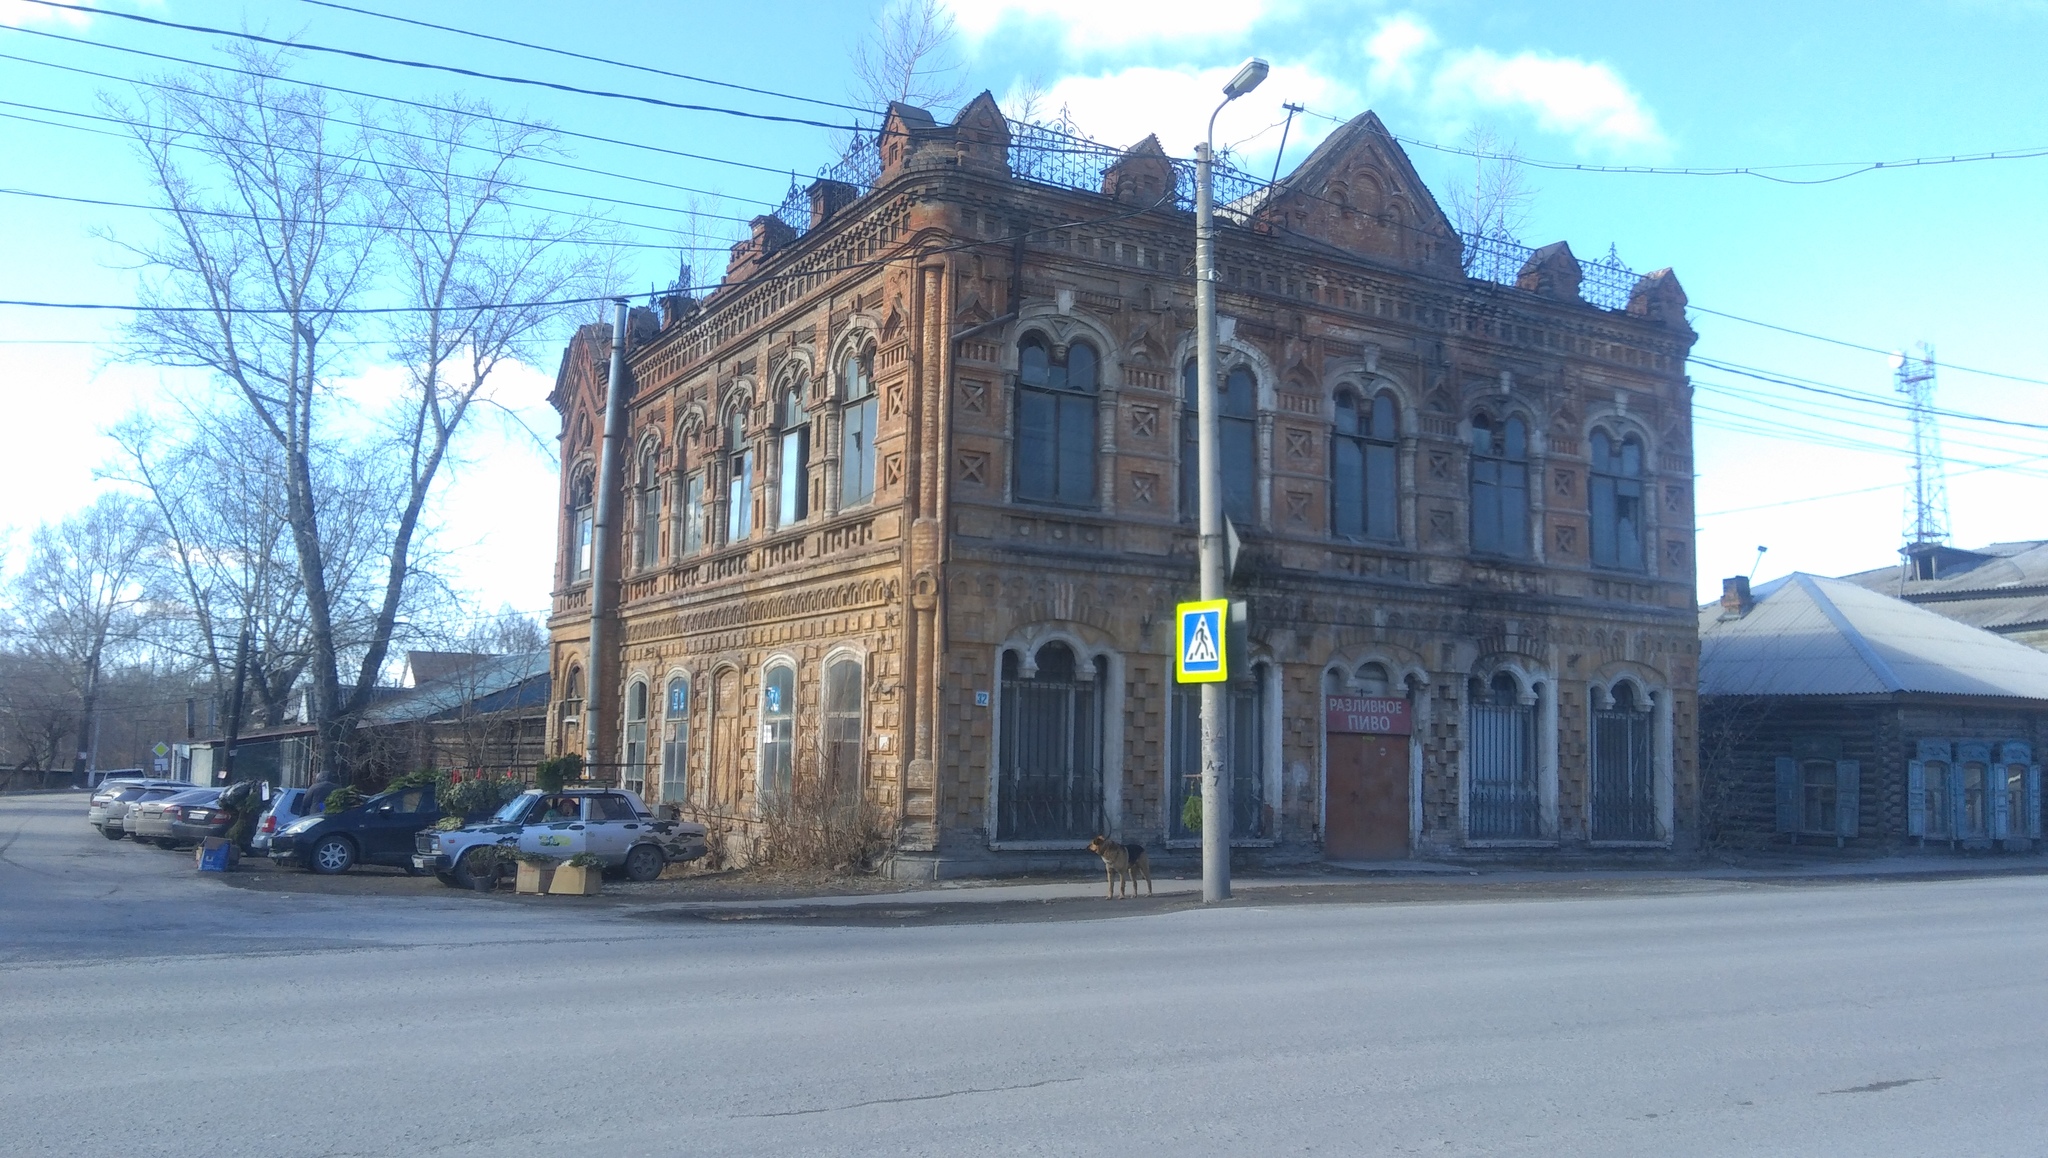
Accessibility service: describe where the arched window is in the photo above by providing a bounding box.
[1169,663,1269,842]
[1470,413,1529,557]
[1332,390,1398,541]
[556,664,584,753]
[1015,334,1098,507]
[660,676,689,805]
[681,440,705,557]
[997,641,1104,841]
[840,345,877,507]
[1591,682,1655,841]
[635,443,662,570]
[759,663,795,807]
[1469,672,1537,838]
[623,679,649,796]
[725,406,753,543]
[777,380,810,527]
[568,467,595,582]
[1181,362,1257,523]
[823,657,864,811]
[1590,429,1645,571]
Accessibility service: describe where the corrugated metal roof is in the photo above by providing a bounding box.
[1698,573,2048,700]
[1837,540,2048,633]
[358,651,549,725]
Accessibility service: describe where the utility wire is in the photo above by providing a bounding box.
[1299,105,2048,185]
[295,0,870,116]
[12,0,866,132]
[1690,304,2048,388]
[1692,355,2048,430]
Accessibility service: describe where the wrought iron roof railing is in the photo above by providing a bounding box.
[762,118,1641,312]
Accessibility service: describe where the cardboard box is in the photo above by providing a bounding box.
[515,862,556,894]
[548,863,601,896]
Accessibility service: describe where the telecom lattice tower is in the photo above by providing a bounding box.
[1895,342,1951,579]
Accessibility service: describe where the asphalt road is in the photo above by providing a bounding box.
[6,792,2047,1157]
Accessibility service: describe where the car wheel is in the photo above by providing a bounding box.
[435,871,459,888]
[451,847,497,891]
[155,838,179,850]
[623,843,665,883]
[100,825,126,841]
[308,835,356,875]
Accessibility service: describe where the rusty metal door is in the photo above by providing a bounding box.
[1325,732,1409,859]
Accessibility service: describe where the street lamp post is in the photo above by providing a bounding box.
[1195,57,1267,904]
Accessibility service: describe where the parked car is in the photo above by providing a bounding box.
[118,785,195,840]
[250,788,313,857]
[88,778,188,837]
[270,785,440,875]
[128,788,237,849]
[414,788,707,889]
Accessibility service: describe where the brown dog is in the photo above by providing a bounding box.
[1087,835,1153,899]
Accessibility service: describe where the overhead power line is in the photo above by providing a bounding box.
[1299,106,2048,186]
[1690,304,2048,388]
[295,0,870,116]
[12,0,866,132]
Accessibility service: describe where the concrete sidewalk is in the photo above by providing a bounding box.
[629,851,2048,917]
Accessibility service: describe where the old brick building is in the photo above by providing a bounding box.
[546,95,1701,874]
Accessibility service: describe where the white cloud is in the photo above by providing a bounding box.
[1365,13,1433,93]
[945,0,1277,52]
[1007,61,1347,157]
[1431,47,1667,154]
[0,0,93,27]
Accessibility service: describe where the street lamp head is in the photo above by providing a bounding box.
[1222,58,1270,101]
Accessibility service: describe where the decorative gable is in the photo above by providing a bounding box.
[1253,111,1461,275]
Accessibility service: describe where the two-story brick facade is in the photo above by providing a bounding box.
[546,95,1701,875]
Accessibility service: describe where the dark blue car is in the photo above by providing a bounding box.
[268,785,441,875]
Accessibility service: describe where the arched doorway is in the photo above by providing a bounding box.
[996,641,1105,842]
[1323,662,1414,860]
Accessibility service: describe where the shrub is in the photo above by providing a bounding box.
[757,767,896,874]
[323,785,364,815]
[1181,793,1203,835]
[535,754,581,794]
[565,853,603,869]
[510,849,561,867]
[438,770,522,822]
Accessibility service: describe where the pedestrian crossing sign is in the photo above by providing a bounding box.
[1175,599,1228,683]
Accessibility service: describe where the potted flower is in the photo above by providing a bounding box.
[549,852,604,896]
[512,850,562,895]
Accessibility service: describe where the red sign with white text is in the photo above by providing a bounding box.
[1324,695,1412,735]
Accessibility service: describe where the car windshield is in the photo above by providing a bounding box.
[490,795,537,824]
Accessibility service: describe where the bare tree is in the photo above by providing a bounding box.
[1446,125,1537,281]
[5,495,158,778]
[852,0,966,113]
[113,49,604,782]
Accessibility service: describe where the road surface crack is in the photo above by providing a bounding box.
[1823,1077,1933,1095]
[736,1076,1080,1118]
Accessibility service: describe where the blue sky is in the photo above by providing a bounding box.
[3,0,2046,620]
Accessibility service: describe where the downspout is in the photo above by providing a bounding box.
[584,299,630,771]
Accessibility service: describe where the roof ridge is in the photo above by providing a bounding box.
[1795,573,1906,693]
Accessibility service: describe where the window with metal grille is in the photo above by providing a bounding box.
[997,642,1103,842]
[1332,390,1398,542]
[660,676,689,805]
[1468,672,1538,839]
[841,346,877,507]
[1470,414,1529,557]
[1590,682,1656,841]
[1589,429,1644,571]
[759,664,795,807]
[1015,335,1098,507]
[1181,361,1257,523]
[623,679,648,796]
[777,378,809,527]
[1168,667,1267,842]
[823,658,864,812]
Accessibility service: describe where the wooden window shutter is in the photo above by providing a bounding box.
[1992,761,2012,839]
[1774,756,1799,833]
[1835,759,1860,838]
[1907,761,1926,837]
[2028,766,2042,840]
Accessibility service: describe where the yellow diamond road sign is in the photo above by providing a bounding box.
[1175,599,1228,683]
